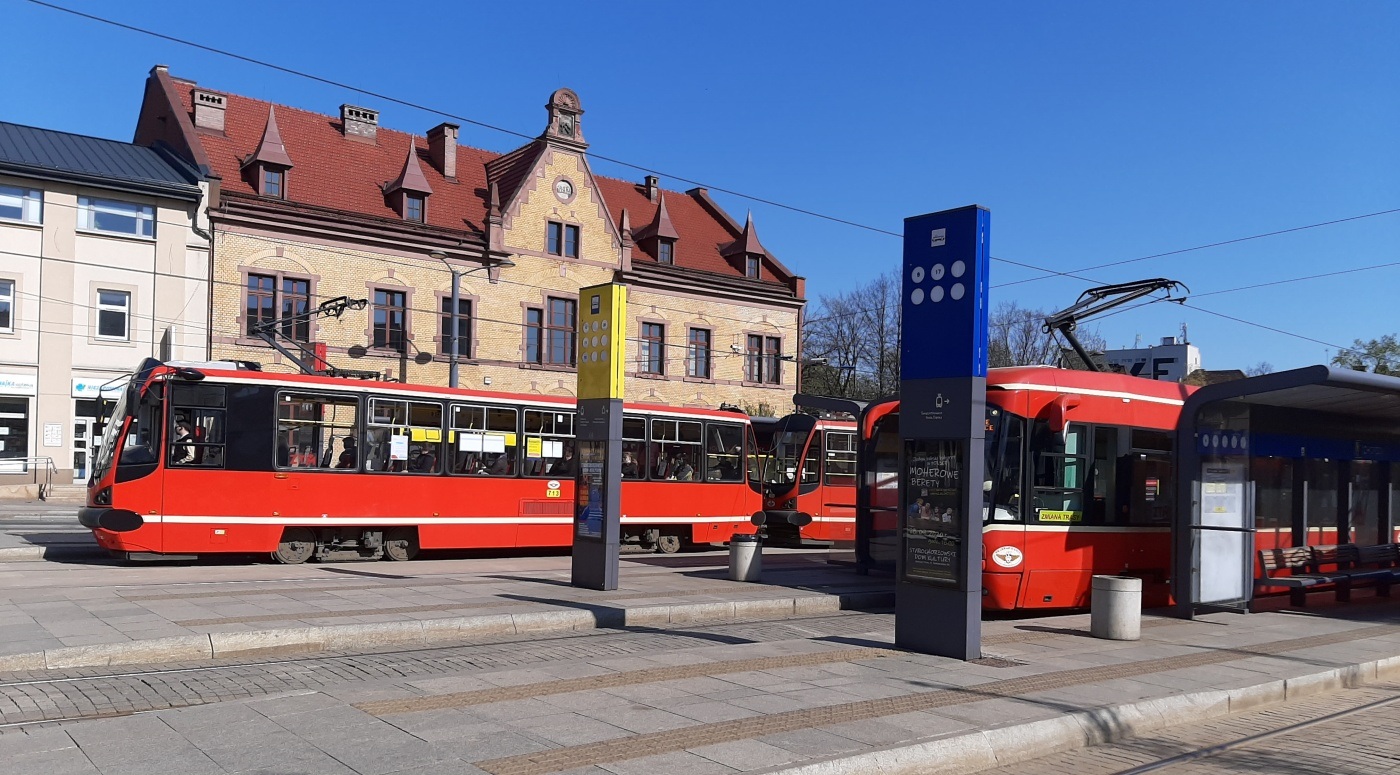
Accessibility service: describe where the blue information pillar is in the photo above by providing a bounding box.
[897,205,990,660]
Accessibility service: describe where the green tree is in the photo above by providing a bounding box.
[1333,335,1399,375]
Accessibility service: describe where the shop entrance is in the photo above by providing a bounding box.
[73,399,106,484]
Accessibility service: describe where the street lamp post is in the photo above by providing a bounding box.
[431,251,515,388]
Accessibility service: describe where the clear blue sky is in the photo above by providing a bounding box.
[5,0,1398,372]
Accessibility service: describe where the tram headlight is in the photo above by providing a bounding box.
[765,499,775,508]
[92,486,111,506]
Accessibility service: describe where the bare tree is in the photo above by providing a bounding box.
[988,301,1106,368]
[1245,361,1274,377]
[801,271,901,399]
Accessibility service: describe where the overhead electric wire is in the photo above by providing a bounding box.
[17,0,1400,372]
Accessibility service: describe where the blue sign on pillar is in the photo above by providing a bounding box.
[896,205,989,661]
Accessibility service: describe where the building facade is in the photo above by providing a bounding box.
[0,121,209,489]
[1103,337,1203,382]
[134,67,806,414]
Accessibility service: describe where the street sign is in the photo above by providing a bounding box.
[896,205,990,660]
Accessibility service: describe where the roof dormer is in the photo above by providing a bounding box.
[240,106,293,198]
[633,193,680,265]
[383,142,434,223]
[720,212,769,279]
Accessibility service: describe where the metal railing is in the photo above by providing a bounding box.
[0,456,58,500]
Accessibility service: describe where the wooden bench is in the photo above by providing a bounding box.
[1256,544,1398,605]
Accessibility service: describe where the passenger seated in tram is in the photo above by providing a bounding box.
[552,446,576,476]
[670,454,695,481]
[335,436,357,469]
[487,452,511,476]
[621,450,640,479]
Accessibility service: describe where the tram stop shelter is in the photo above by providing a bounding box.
[1173,365,1400,617]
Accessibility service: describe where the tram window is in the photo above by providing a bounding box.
[523,409,574,477]
[1253,457,1294,533]
[705,423,744,482]
[650,418,701,481]
[1086,427,1118,524]
[824,431,857,487]
[746,426,762,483]
[800,431,822,485]
[169,384,227,468]
[621,416,647,479]
[118,387,164,467]
[276,393,359,471]
[984,410,1024,522]
[1031,421,1087,522]
[1131,429,1172,453]
[1126,452,1173,526]
[1305,459,1339,537]
[365,398,444,474]
[449,404,518,476]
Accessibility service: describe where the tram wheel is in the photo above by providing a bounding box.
[383,528,420,562]
[272,528,316,564]
[655,534,682,554]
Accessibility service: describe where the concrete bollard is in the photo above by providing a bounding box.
[1090,575,1142,640]
[728,534,762,582]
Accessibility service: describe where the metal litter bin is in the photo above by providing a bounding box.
[728,534,762,582]
[1090,575,1142,640]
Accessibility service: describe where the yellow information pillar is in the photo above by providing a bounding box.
[571,283,627,590]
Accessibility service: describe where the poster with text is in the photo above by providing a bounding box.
[902,439,964,586]
[575,440,606,539]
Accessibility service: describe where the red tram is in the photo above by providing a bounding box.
[81,358,762,562]
[763,367,1193,610]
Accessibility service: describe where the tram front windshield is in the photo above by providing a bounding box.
[761,414,817,486]
[89,385,131,483]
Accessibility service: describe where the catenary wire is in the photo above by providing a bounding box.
[22,0,1400,297]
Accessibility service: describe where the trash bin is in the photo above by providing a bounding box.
[1090,575,1142,640]
[728,534,762,582]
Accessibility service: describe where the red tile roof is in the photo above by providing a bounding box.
[171,78,790,285]
[175,82,492,234]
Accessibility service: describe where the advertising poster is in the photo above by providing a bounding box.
[575,440,606,539]
[902,438,963,586]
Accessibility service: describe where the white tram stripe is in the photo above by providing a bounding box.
[983,523,1171,534]
[993,382,1185,407]
[150,515,752,526]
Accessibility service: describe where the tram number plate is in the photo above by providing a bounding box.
[546,488,561,499]
[1039,510,1082,523]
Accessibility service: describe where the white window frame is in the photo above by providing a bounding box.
[0,279,13,334]
[95,289,131,341]
[0,185,42,224]
[78,196,154,238]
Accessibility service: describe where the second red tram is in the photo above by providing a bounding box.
[81,359,763,562]
[764,367,1194,609]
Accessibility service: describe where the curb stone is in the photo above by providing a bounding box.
[0,590,893,673]
[758,654,1400,775]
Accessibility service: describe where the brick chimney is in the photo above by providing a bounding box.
[340,104,378,142]
[427,122,459,180]
[644,175,659,202]
[192,88,227,131]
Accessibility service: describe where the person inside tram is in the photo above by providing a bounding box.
[621,450,640,479]
[487,452,511,475]
[171,419,195,465]
[335,436,357,469]
[413,446,438,473]
[670,454,695,481]
[552,445,576,476]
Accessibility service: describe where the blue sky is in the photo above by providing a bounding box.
[5,1,1398,372]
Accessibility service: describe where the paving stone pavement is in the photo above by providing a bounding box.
[0,595,1397,775]
[3,524,1400,773]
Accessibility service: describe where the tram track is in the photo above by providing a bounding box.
[1110,690,1400,774]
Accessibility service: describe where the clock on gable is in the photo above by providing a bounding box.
[554,179,574,201]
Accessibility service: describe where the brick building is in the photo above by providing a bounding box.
[134,66,805,413]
